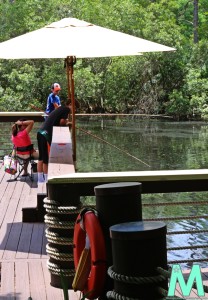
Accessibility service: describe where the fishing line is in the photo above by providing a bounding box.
[77,127,151,168]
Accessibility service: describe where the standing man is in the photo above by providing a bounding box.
[37,100,72,183]
[45,83,61,115]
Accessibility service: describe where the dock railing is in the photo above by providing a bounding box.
[47,162,208,276]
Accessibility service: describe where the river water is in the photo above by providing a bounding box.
[2,116,208,269]
[76,116,208,172]
[76,116,208,269]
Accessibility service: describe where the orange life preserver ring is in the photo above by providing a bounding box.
[73,208,106,299]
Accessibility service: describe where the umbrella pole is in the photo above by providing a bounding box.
[66,56,76,162]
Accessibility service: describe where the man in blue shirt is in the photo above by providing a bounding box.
[45,83,61,115]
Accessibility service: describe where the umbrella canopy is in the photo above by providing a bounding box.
[0,18,175,160]
[0,18,175,59]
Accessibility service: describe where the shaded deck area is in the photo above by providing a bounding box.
[0,166,80,300]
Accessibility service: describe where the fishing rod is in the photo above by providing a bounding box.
[30,104,45,112]
[30,104,150,167]
[77,127,151,168]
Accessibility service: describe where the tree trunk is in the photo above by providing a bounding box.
[193,0,199,43]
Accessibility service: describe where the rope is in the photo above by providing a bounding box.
[43,197,79,278]
[168,257,208,264]
[145,214,208,221]
[168,244,208,251]
[47,260,75,276]
[156,267,171,278]
[78,127,150,167]
[46,244,74,261]
[168,229,208,235]
[143,200,208,207]
[107,266,207,299]
[107,266,166,285]
[44,205,80,214]
[45,228,73,245]
[107,266,172,298]
[43,197,81,214]
[44,214,75,229]
[106,291,142,300]
[43,198,60,205]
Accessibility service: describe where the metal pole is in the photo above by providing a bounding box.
[66,56,76,162]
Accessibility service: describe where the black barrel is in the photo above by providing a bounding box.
[94,182,142,297]
[95,182,142,262]
[46,182,81,289]
[110,221,168,299]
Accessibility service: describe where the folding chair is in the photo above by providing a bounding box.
[14,144,37,181]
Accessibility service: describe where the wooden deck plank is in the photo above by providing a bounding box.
[2,222,22,260]
[42,228,47,257]
[48,163,75,177]
[0,182,10,203]
[28,260,47,300]
[15,261,30,299]
[0,194,22,259]
[22,194,38,208]
[49,127,73,162]
[0,196,11,227]
[68,290,82,300]
[48,127,75,178]
[15,223,33,259]
[42,261,64,300]
[1,262,15,299]
[13,194,27,222]
[1,180,17,203]
[2,193,29,260]
[28,223,47,259]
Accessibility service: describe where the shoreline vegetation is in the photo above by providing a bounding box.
[0,1,208,120]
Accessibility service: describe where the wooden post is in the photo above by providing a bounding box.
[66,56,76,162]
[109,221,168,299]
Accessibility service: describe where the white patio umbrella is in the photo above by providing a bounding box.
[0,17,175,160]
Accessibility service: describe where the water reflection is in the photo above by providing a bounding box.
[76,117,208,172]
[77,116,208,268]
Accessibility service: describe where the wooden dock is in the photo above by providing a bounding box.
[1,122,208,299]
[0,165,80,299]
[1,167,208,299]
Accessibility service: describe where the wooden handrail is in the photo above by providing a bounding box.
[48,126,75,178]
[48,169,208,194]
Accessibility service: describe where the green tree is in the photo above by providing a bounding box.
[1,0,208,118]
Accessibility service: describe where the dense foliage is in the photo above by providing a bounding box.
[0,0,208,120]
